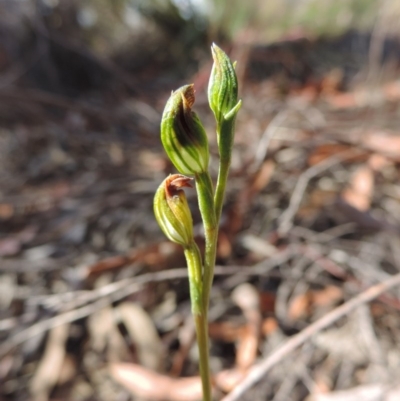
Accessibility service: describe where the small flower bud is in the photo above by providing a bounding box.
[153,174,194,248]
[208,43,242,129]
[161,85,210,175]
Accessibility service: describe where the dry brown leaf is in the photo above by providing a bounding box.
[250,160,275,193]
[235,325,259,370]
[306,384,391,401]
[214,369,247,393]
[259,291,276,314]
[309,190,337,208]
[288,286,343,321]
[294,84,319,103]
[231,284,260,314]
[87,255,130,276]
[231,284,261,370]
[342,165,374,211]
[118,302,164,371]
[325,92,358,109]
[217,230,233,259]
[109,363,204,401]
[261,317,279,337]
[110,362,247,400]
[88,307,129,362]
[87,241,186,277]
[312,370,333,395]
[308,144,366,166]
[29,324,70,401]
[88,307,118,352]
[312,286,343,307]
[57,355,77,385]
[363,133,400,161]
[130,241,185,270]
[208,322,243,342]
[288,291,313,321]
[367,153,391,172]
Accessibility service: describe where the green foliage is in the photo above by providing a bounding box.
[154,44,241,401]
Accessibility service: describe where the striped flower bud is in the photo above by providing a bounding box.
[161,84,209,176]
[208,43,242,159]
[154,174,194,248]
[208,44,242,126]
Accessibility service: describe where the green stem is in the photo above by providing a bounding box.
[194,312,212,401]
[195,171,216,233]
[214,114,237,224]
[207,118,235,306]
[202,228,218,313]
[184,244,212,401]
[192,117,237,401]
[214,157,230,225]
[184,243,203,315]
[194,171,217,312]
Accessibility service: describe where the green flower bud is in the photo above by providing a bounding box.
[161,84,209,175]
[208,43,242,128]
[153,174,194,248]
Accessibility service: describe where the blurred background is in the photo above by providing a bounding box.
[1,1,400,400]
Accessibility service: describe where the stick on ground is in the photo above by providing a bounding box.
[222,272,400,401]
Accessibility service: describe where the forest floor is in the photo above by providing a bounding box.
[1,30,400,401]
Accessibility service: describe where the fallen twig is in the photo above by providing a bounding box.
[278,150,361,235]
[221,272,400,401]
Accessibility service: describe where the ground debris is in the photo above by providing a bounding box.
[1,24,400,401]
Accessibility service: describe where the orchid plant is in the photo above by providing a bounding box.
[154,44,241,401]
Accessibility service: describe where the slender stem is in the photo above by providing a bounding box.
[195,171,216,232]
[192,118,237,401]
[214,115,237,224]
[195,171,217,311]
[209,118,236,306]
[214,158,230,224]
[207,118,235,310]
[184,244,212,401]
[194,312,212,401]
[184,243,203,315]
[202,227,218,313]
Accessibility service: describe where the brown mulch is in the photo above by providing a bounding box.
[1,24,400,401]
